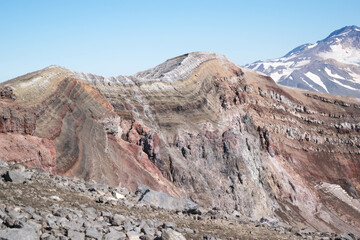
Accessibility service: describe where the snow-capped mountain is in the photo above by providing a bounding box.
[246,25,360,98]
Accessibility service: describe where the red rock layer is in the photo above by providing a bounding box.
[0,100,36,135]
[0,133,56,173]
[0,92,56,172]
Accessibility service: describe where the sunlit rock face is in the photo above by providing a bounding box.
[1,52,360,235]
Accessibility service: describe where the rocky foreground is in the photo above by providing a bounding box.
[1,160,356,240]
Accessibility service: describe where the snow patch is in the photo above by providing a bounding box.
[318,44,360,67]
[294,60,311,67]
[301,77,321,92]
[324,68,345,80]
[270,72,283,82]
[305,72,328,93]
[307,43,318,49]
[349,71,360,84]
[330,30,352,38]
[330,78,358,91]
[249,58,311,83]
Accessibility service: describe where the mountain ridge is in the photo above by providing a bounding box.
[246,25,360,98]
[1,51,360,235]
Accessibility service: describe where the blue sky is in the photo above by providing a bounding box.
[1,0,359,82]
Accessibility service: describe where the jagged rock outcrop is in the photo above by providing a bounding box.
[1,52,360,236]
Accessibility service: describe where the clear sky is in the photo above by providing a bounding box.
[1,0,360,82]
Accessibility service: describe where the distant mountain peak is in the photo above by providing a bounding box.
[326,25,360,39]
[246,26,360,98]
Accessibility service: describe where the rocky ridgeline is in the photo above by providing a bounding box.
[0,161,357,240]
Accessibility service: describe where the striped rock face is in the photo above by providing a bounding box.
[1,52,360,235]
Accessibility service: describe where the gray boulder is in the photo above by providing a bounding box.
[0,225,39,240]
[161,229,186,240]
[127,231,141,240]
[111,214,126,226]
[85,227,102,240]
[4,170,32,184]
[259,217,279,227]
[105,229,126,240]
[67,230,85,240]
[136,184,198,213]
[341,233,355,240]
[162,222,176,229]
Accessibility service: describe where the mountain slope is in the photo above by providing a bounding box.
[247,25,360,97]
[1,52,360,235]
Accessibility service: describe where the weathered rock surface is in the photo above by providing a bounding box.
[1,51,360,236]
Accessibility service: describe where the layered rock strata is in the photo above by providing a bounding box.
[1,52,360,235]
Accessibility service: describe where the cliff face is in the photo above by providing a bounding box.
[1,52,360,235]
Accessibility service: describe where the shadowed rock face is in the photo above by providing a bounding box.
[1,52,360,235]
